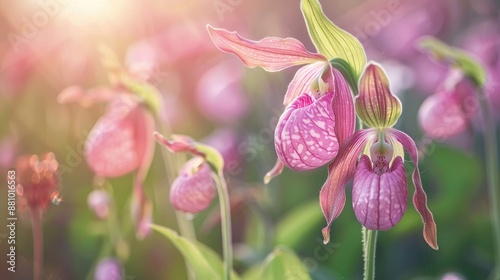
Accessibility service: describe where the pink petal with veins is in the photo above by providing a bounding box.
[207,26,325,72]
[388,129,438,250]
[320,129,376,244]
[170,158,216,214]
[275,93,338,170]
[353,155,407,230]
[331,68,355,145]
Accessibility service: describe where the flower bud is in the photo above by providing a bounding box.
[87,190,111,219]
[95,258,123,280]
[170,157,215,214]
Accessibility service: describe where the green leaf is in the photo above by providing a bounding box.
[261,246,311,280]
[419,37,486,87]
[275,200,324,249]
[151,224,241,280]
[301,0,366,79]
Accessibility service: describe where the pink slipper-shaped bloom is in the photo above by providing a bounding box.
[207,0,366,178]
[320,63,437,250]
[170,157,216,214]
[418,70,477,140]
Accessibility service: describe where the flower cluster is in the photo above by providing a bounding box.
[208,0,437,249]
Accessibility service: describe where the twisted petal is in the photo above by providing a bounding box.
[170,158,216,214]
[356,62,402,128]
[320,129,376,244]
[275,93,338,170]
[207,26,325,72]
[388,129,438,250]
[353,155,407,230]
[331,68,355,146]
[264,157,285,184]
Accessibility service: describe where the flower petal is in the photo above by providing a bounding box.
[352,155,407,230]
[207,25,325,72]
[388,129,438,250]
[57,86,119,107]
[284,62,328,105]
[320,129,376,244]
[264,157,285,184]
[301,0,366,77]
[356,62,402,128]
[331,68,355,146]
[275,93,339,170]
[131,182,152,239]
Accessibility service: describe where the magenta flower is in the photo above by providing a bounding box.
[170,157,216,214]
[320,62,438,250]
[94,258,123,280]
[206,0,368,177]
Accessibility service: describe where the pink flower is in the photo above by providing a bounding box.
[16,153,60,213]
[207,0,364,176]
[170,157,216,214]
[94,258,123,280]
[418,69,477,140]
[320,63,438,250]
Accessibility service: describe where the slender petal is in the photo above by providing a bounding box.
[388,129,438,250]
[57,86,120,107]
[284,61,328,105]
[275,93,339,170]
[331,68,355,145]
[352,155,408,230]
[320,129,376,244]
[207,25,325,72]
[264,157,285,184]
[356,62,402,128]
[154,132,205,158]
[301,0,366,77]
[131,182,152,239]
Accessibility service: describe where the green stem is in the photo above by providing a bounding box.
[477,88,500,279]
[155,117,197,280]
[363,227,377,280]
[31,209,43,280]
[213,172,233,280]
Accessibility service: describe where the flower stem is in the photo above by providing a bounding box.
[213,171,233,280]
[31,209,43,280]
[155,117,197,280]
[477,88,500,279]
[362,227,377,280]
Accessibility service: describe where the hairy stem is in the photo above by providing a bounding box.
[363,227,377,280]
[477,88,500,279]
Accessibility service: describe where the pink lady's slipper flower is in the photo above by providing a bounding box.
[208,0,367,179]
[170,157,216,214]
[418,69,477,140]
[320,62,438,250]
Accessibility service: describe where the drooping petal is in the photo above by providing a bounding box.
[301,0,366,78]
[388,129,438,250]
[170,157,216,214]
[275,93,339,170]
[207,26,326,72]
[85,96,148,177]
[320,129,376,244]
[331,68,355,146]
[131,182,152,239]
[356,62,402,128]
[284,61,328,105]
[154,132,205,158]
[352,155,408,230]
[264,157,285,184]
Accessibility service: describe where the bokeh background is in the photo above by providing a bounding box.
[1,0,499,279]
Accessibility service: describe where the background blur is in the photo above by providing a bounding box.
[0,0,499,279]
